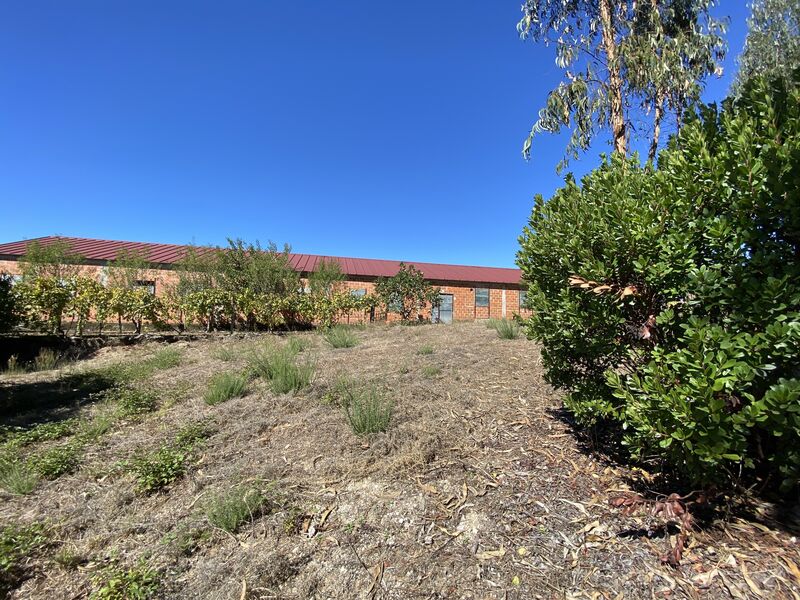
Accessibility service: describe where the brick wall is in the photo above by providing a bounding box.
[0,259,532,323]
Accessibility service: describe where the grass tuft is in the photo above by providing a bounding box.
[421,365,441,378]
[0,457,38,495]
[322,326,359,348]
[203,372,248,405]
[342,382,393,435]
[33,348,60,371]
[286,335,311,353]
[205,486,267,533]
[105,386,158,417]
[2,355,23,375]
[212,346,235,362]
[493,318,521,339]
[248,345,314,394]
[417,345,434,355]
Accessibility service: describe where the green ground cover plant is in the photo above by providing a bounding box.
[89,559,160,600]
[341,381,393,435]
[128,422,211,493]
[0,523,48,594]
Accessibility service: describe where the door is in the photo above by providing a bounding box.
[432,293,453,324]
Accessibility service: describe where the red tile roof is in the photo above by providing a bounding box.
[0,236,522,286]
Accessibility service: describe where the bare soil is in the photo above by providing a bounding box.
[1,322,798,599]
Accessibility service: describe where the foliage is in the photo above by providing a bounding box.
[417,344,434,355]
[308,259,345,297]
[517,0,725,166]
[342,382,393,435]
[374,263,440,322]
[734,0,800,93]
[0,274,19,333]
[204,486,267,532]
[322,325,359,348]
[203,372,248,405]
[517,74,800,492]
[248,344,315,394]
[106,386,158,417]
[28,442,82,479]
[0,523,47,594]
[89,560,160,600]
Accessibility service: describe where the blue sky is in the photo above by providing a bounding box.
[0,1,749,268]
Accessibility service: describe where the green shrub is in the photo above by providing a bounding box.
[203,372,248,405]
[0,523,47,593]
[128,422,210,493]
[493,319,520,339]
[33,348,60,371]
[29,442,82,479]
[343,383,393,435]
[0,274,19,334]
[249,345,314,394]
[89,559,159,600]
[322,325,359,348]
[517,74,800,492]
[417,345,434,355]
[0,457,38,495]
[205,486,266,532]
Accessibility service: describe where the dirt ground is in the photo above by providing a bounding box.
[1,322,799,599]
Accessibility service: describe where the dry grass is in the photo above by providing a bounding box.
[0,323,795,599]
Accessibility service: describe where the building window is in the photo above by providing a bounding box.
[475,288,489,307]
[519,290,528,309]
[351,288,366,297]
[136,280,156,295]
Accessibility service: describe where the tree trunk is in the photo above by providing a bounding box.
[599,0,626,155]
[649,90,665,162]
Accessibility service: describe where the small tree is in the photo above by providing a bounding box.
[107,249,153,333]
[308,259,345,298]
[734,0,800,94]
[374,263,440,322]
[16,240,84,334]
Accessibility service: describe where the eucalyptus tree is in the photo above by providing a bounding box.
[518,0,726,168]
[734,0,800,93]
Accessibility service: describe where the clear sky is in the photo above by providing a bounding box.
[0,1,750,268]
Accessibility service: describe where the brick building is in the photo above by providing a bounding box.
[0,236,529,323]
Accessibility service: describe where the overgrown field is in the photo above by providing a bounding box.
[0,323,797,598]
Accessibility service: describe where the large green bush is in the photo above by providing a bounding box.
[518,74,800,492]
[0,275,19,333]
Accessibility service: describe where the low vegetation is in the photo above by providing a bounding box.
[322,325,359,348]
[248,344,314,394]
[89,559,160,600]
[203,372,248,405]
[204,485,268,533]
[341,380,393,435]
[0,523,47,594]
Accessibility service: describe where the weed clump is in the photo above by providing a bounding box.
[341,381,393,435]
[128,422,211,493]
[0,522,47,594]
[89,559,159,599]
[248,345,314,394]
[492,318,521,339]
[0,458,38,495]
[417,345,434,355]
[205,485,267,533]
[421,365,441,378]
[322,326,359,348]
[29,442,82,480]
[203,372,248,405]
[33,348,60,371]
[105,386,158,417]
